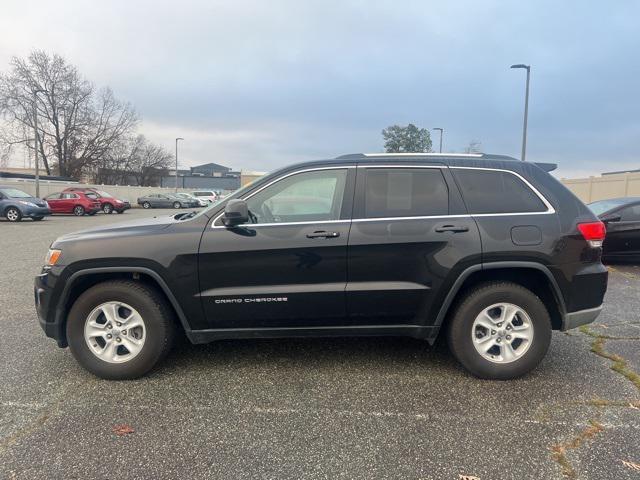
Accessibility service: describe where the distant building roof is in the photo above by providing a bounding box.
[191,162,231,172]
[602,168,640,176]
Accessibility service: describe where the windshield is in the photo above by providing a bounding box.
[588,199,629,216]
[95,190,113,198]
[0,188,32,198]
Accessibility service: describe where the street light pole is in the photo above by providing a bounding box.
[510,64,531,161]
[175,137,184,191]
[32,89,46,197]
[432,128,443,153]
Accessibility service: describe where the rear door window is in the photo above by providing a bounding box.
[362,168,449,218]
[619,205,640,222]
[453,169,547,214]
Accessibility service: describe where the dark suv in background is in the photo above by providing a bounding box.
[35,153,608,380]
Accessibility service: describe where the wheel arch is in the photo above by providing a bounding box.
[434,262,566,334]
[55,267,191,347]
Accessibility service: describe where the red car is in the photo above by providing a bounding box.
[63,187,131,214]
[44,191,101,216]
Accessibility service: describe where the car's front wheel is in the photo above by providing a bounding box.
[103,203,114,214]
[5,207,22,222]
[447,281,551,380]
[173,201,181,209]
[32,216,44,221]
[66,280,176,379]
[142,202,151,209]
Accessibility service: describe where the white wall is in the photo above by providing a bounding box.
[1,179,195,206]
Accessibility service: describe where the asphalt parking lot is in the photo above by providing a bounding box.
[1,209,639,479]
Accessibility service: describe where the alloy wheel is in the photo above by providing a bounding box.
[6,208,20,221]
[84,301,146,364]
[471,302,534,364]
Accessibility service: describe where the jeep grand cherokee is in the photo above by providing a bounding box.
[35,153,608,380]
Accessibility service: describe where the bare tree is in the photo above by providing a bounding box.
[0,50,137,178]
[131,137,173,186]
[464,139,482,154]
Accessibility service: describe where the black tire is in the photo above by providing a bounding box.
[446,281,552,380]
[66,280,176,380]
[116,210,124,214]
[88,211,97,216]
[5,207,22,222]
[73,205,85,216]
[103,203,114,214]
[142,202,151,209]
[32,216,44,221]
[173,201,181,209]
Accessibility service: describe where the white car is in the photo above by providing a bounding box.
[191,190,218,204]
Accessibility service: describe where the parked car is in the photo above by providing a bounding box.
[137,193,200,209]
[588,197,640,262]
[0,185,50,222]
[191,190,218,204]
[36,152,608,380]
[44,191,101,216]
[175,192,207,207]
[64,187,131,214]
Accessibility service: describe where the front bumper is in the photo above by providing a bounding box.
[23,205,51,218]
[34,269,67,347]
[561,305,603,331]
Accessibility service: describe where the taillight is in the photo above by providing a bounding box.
[577,221,606,248]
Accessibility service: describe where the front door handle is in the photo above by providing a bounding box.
[306,230,340,239]
[435,225,469,233]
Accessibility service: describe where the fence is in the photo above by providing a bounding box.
[0,179,198,205]
[561,172,640,203]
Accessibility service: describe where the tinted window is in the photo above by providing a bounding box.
[363,168,448,218]
[619,204,640,221]
[453,169,547,214]
[588,198,630,216]
[246,169,347,223]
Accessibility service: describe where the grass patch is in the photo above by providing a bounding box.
[551,420,605,479]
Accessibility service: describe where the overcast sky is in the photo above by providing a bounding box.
[1,0,638,177]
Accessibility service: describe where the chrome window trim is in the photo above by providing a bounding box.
[363,152,482,158]
[210,164,555,229]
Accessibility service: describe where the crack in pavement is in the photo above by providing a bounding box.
[551,419,605,479]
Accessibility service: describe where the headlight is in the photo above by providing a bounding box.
[18,201,37,207]
[45,249,62,266]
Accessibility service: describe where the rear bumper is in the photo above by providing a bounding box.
[561,305,603,331]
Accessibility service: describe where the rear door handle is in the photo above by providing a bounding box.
[435,225,469,233]
[306,230,340,239]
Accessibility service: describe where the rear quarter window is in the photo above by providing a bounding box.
[453,169,547,214]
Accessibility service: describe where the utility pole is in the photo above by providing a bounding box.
[510,64,531,161]
[432,128,443,153]
[32,89,46,197]
[175,137,184,191]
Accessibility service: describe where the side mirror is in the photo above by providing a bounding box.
[602,213,621,223]
[223,199,249,227]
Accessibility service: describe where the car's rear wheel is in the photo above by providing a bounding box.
[142,202,151,209]
[103,203,113,214]
[447,281,551,380]
[67,280,176,379]
[173,201,181,209]
[73,205,85,216]
[5,207,22,222]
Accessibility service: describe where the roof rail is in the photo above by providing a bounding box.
[335,152,483,159]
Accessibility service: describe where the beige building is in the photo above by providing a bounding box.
[561,171,640,203]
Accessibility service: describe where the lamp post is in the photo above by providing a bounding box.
[175,137,184,191]
[32,89,47,197]
[432,127,443,153]
[510,64,531,161]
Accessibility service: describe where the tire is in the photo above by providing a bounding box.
[73,205,85,216]
[116,210,124,214]
[32,216,44,221]
[103,203,114,214]
[5,207,22,222]
[446,281,552,380]
[173,201,181,209]
[66,280,176,380]
[142,202,151,209]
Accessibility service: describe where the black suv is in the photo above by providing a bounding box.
[35,153,608,380]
